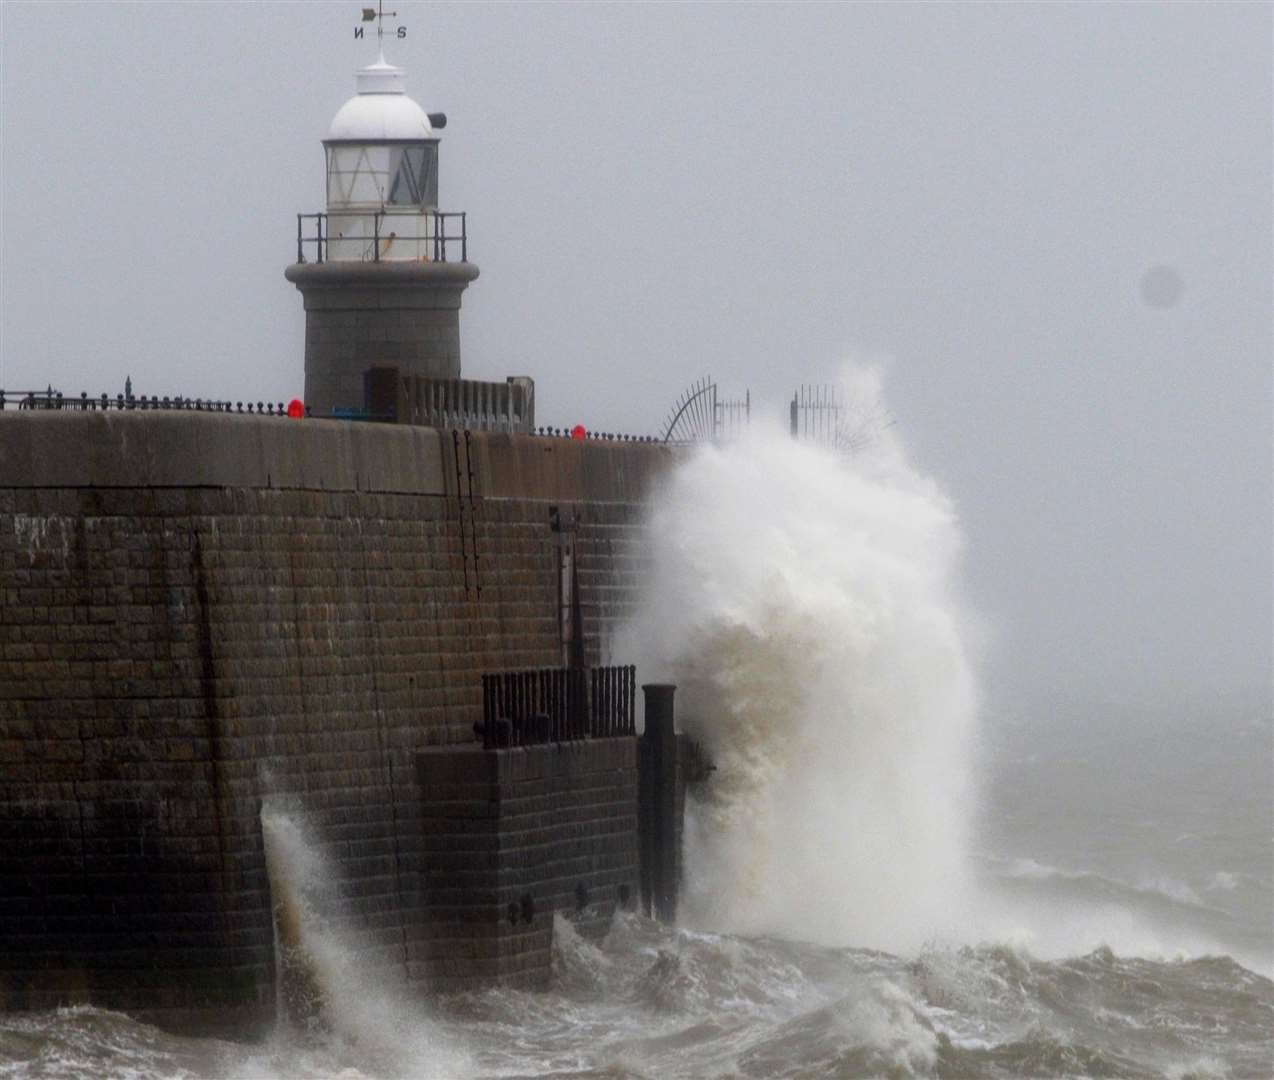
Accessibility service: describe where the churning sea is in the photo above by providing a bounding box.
[1,703,1269,1080]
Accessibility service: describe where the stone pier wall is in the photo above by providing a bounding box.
[0,412,667,1034]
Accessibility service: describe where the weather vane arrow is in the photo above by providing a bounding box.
[355,1,405,45]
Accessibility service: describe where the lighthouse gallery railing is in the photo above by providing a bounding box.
[295,210,467,264]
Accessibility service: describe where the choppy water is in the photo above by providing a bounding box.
[9,701,1263,1080]
[2,902,1271,1079]
[7,708,1267,1080]
[4,377,1270,1078]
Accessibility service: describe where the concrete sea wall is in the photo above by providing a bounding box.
[0,412,670,1034]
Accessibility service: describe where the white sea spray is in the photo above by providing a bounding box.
[616,366,980,955]
[255,809,469,1080]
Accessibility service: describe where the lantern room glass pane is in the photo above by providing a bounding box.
[326,142,438,210]
[388,144,438,208]
[326,144,391,207]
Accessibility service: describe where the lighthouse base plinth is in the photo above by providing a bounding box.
[285,260,480,419]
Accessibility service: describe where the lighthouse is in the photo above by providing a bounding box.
[286,28,479,419]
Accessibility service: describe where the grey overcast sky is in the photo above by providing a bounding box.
[1,1,1270,722]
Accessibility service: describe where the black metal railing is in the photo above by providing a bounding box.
[790,383,893,457]
[295,210,467,264]
[533,427,661,442]
[660,376,750,445]
[477,665,637,749]
[0,390,305,416]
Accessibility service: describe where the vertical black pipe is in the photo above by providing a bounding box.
[638,683,679,922]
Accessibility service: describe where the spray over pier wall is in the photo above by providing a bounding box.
[0,412,685,1034]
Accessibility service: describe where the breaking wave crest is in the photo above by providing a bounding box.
[615,366,1263,972]
[617,366,980,953]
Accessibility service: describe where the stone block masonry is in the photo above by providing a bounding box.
[0,412,671,1034]
[416,738,638,992]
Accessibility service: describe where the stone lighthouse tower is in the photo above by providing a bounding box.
[286,34,478,418]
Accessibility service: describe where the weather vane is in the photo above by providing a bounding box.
[355,1,406,45]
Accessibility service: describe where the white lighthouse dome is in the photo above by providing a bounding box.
[327,58,434,142]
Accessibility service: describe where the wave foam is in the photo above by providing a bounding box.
[257,809,468,1080]
[618,367,979,955]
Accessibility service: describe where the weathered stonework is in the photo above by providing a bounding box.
[0,413,667,1034]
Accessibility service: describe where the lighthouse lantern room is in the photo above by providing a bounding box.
[323,55,443,261]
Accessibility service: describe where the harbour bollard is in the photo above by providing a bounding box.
[639,683,679,922]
